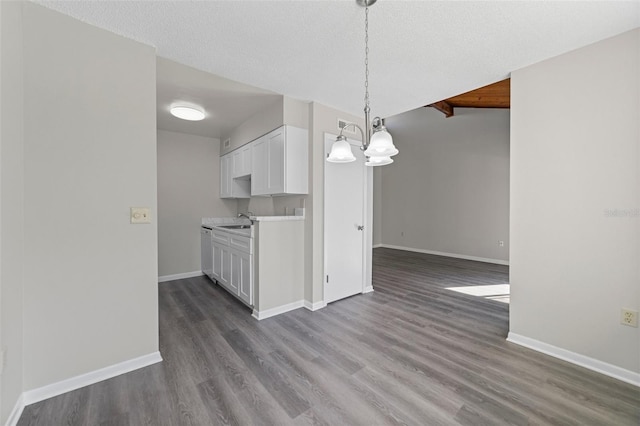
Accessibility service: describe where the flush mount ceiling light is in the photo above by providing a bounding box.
[170,105,205,121]
[327,0,398,167]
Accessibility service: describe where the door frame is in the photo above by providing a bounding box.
[323,132,374,303]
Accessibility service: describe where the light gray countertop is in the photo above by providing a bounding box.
[250,215,304,222]
[202,215,305,237]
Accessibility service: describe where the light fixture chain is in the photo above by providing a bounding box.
[364,5,369,112]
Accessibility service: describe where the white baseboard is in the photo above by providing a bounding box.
[22,351,163,406]
[252,300,304,320]
[372,243,383,248]
[377,244,509,266]
[507,333,640,387]
[304,300,327,311]
[363,286,374,294]
[158,270,204,283]
[6,393,24,426]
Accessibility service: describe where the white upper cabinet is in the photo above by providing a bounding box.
[220,150,250,199]
[251,126,308,196]
[220,125,308,198]
[251,136,268,195]
[232,143,252,178]
[220,154,232,198]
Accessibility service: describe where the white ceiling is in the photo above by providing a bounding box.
[36,0,639,120]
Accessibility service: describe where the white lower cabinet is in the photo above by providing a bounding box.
[234,250,253,305]
[212,243,222,281]
[219,245,231,289]
[211,228,253,306]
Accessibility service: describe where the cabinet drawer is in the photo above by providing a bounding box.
[229,235,252,254]
[212,230,230,245]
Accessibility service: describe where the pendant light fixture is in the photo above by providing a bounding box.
[327,0,398,166]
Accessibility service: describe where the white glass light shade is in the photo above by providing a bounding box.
[327,138,356,163]
[364,127,398,157]
[365,156,393,167]
[170,105,205,121]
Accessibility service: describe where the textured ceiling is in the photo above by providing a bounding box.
[36,1,639,119]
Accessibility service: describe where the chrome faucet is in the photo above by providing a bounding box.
[238,212,254,221]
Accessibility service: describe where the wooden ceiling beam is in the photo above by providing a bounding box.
[428,101,454,118]
[427,78,510,117]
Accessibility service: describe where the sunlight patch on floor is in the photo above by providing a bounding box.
[446,284,510,304]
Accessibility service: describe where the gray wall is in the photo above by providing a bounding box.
[510,29,639,373]
[237,196,305,217]
[220,98,284,155]
[377,107,510,263]
[1,1,159,403]
[0,2,25,422]
[157,130,236,277]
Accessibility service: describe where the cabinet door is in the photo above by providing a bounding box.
[233,144,252,177]
[241,145,252,176]
[251,137,268,195]
[237,252,253,305]
[229,250,241,294]
[212,242,222,280]
[220,154,232,198]
[219,245,231,288]
[232,149,242,178]
[266,128,285,194]
[249,126,307,196]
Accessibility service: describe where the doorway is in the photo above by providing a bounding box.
[323,133,373,304]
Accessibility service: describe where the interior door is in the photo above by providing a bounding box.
[324,134,366,303]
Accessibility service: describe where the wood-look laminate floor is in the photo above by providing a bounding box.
[18,248,640,425]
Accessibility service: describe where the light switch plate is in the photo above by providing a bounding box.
[130,207,151,224]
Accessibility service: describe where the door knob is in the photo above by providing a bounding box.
[357,225,364,231]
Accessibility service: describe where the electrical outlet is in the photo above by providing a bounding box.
[620,308,638,327]
[130,207,151,224]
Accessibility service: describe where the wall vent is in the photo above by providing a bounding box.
[223,138,231,149]
[337,119,356,135]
